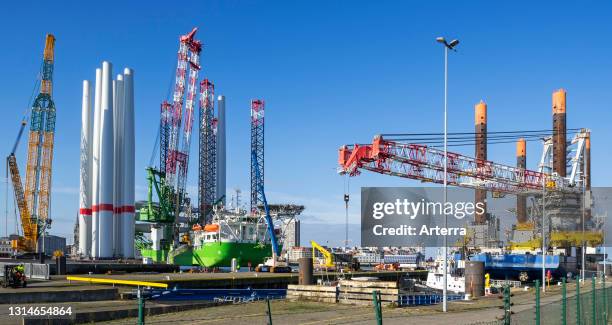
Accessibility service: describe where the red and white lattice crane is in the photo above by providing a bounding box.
[338,135,576,195]
[165,28,202,201]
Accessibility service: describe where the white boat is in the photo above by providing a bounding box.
[425,254,465,294]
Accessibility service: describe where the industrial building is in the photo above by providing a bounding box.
[37,234,66,256]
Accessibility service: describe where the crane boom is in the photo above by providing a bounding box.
[8,34,56,253]
[339,135,573,195]
[165,28,202,195]
[7,155,37,251]
[25,34,56,236]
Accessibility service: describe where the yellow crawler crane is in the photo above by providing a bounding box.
[9,34,56,253]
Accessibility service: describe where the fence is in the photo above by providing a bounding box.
[398,294,464,306]
[490,279,522,288]
[0,262,49,280]
[24,263,50,280]
[473,276,611,325]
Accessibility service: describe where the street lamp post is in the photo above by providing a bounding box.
[582,175,586,282]
[542,177,546,293]
[436,36,459,313]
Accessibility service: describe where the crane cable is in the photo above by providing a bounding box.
[386,131,581,142]
[344,128,583,148]
[381,128,583,137]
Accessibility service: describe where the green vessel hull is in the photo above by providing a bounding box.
[141,242,273,268]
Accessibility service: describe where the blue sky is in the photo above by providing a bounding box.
[1,1,611,246]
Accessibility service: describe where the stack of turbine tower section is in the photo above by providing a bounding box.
[79,61,135,259]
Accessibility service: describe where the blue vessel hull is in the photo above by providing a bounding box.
[469,253,566,282]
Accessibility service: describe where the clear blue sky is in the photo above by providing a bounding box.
[1,1,611,246]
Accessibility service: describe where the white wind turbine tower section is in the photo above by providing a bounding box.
[91,68,102,258]
[98,61,114,258]
[216,95,226,205]
[122,68,135,258]
[113,75,124,257]
[81,61,136,259]
[78,80,92,256]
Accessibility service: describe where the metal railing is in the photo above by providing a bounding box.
[0,262,49,280]
[66,276,168,288]
[491,279,522,288]
[398,293,464,306]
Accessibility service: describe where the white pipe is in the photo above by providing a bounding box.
[113,75,124,257]
[91,68,102,258]
[98,61,114,258]
[79,80,92,257]
[122,68,135,258]
[216,95,226,205]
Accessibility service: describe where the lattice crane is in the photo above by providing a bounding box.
[164,28,202,246]
[338,135,576,195]
[165,28,202,198]
[198,79,216,224]
[250,100,265,213]
[8,34,56,252]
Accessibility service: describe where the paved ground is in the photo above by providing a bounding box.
[95,299,505,325]
[0,280,605,324]
[99,282,599,325]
